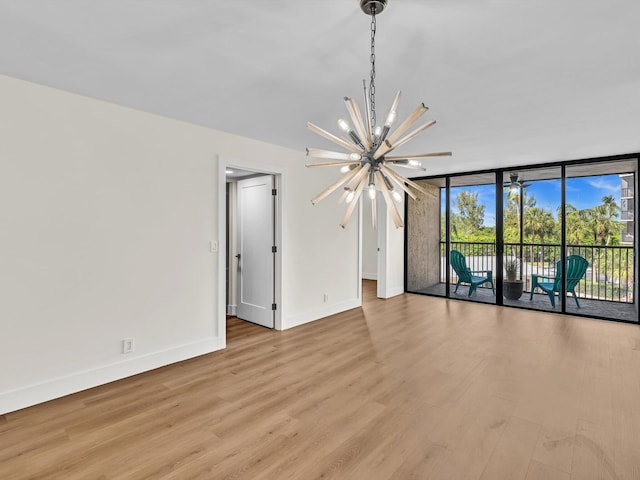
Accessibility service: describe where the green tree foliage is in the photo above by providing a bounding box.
[584,195,622,246]
[451,191,487,240]
[504,188,536,243]
[564,203,589,245]
[444,190,623,249]
[524,207,556,244]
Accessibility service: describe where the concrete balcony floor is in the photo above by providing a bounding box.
[412,283,637,323]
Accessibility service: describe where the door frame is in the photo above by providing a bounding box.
[217,156,284,344]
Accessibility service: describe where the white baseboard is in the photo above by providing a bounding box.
[362,272,378,280]
[227,304,237,316]
[0,337,224,415]
[379,285,405,299]
[284,298,362,330]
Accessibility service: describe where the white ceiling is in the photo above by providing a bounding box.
[1,0,639,175]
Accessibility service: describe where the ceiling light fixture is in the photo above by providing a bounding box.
[306,0,451,228]
[509,174,521,193]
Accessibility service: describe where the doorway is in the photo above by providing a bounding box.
[219,161,282,338]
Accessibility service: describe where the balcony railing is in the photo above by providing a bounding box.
[441,241,634,303]
[621,187,634,198]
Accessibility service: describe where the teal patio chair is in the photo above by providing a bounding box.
[530,255,588,308]
[450,250,495,297]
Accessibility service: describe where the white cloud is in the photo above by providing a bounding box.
[586,177,619,194]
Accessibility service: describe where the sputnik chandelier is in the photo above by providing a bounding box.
[306,0,451,228]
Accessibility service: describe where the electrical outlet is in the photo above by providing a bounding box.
[323,293,329,302]
[122,338,135,354]
[210,240,218,253]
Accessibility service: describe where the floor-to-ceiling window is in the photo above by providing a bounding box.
[406,178,446,297]
[447,173,497,304]
[405,154,638,324]
[503,166,561,313]
[564,160,636,321]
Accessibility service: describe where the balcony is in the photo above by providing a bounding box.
[620,210,635,221]
[413,241,636,322]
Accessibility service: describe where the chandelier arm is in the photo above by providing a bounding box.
[377,168,416,201]
[338,188,352,203]
[386,91,402,124]
[389,120,437,150]
[386,162,427,171]
[373,119,436,160]
[386,151,452,160]
[311,165,363,205]
[344,163,371,191]
[306,161,360,168]
[380,167,418,200]
[344,98,371,150]
[372,105,427,159]
[377,90,402,144]
[375,171,404,228]
[385,103,429,145]
[307,122,362,154]
[384,174,417,200]
[380,165,428,195]
[340,177,368,228]
[306,148,362,161]
[372,140,393,159]
[362,81,373,146]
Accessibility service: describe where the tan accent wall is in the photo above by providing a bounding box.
[407,181,441,291]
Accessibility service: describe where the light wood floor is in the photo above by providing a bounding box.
[2,280,640,479]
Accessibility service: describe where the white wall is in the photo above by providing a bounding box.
[361,197,378,280]
[0,75,360,414]
[377,197,406,299]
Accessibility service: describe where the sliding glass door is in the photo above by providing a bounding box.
[406,178,446,297]
[405,154,638,324]
[565,160,636,321]
[448,173,496,304]
[503,167,561,312]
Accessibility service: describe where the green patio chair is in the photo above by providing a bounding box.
[530,255,588,308]
[450,250,495,297]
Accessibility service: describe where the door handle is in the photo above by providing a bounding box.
[235,254,241,259]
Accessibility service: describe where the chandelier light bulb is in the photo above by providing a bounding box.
[340,164,358,173]
[337,118,350,133]
[374,125,382,136]
[392,190,403,202]
[409,159,422,167]
[385,110,397,127]
[345,190,355,203]
[349,152,362,161]
[368,183,376,199]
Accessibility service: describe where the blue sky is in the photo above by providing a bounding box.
[443,174,623,226]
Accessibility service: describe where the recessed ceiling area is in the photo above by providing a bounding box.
[1,1,638,175]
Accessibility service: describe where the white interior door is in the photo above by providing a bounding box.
[236,175,275,328]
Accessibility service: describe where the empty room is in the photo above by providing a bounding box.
[1,1,639,479]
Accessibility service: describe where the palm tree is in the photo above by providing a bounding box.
[563,203,589,245]
[525,207,556,263]
[585,196,622,246]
